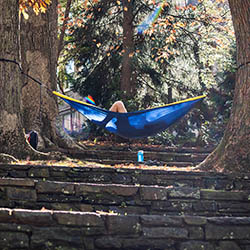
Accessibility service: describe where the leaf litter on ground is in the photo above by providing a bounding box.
[12,140,203,172]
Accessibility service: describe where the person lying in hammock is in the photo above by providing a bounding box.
[109,101,127,113]
[84,95,127,113]
[54,91,206,139]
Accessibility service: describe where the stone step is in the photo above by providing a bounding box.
[80,143,215,154]
[0,207,250,250]
[1,163,250,189]
[1,178,250,217]
[64,149,209,165]
[84,158,196,167]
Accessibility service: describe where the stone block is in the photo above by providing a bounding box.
[140,186,168,200]
[207,217,250,225]
[152,200,193,212]
[106,214,141,235]
[75,183,103,194]
[179,241,214,250]
[141,215,183,226]
[83,237,95,250]
[134,175,154,185]
[76,183,138,197]
[173,180,194,188]
[143,227,188,239]
[103,184,138,196]
[28,167,49,178]
[184,216,207,225]
[37,193,81,203]
[217,201,250,213]
[82,226,107,236]
[169,187,200,199]
[0,222,31,232]
[0,178,35,186]
[9,170,27,178]
[201,189,247,201]
[193,200,217,212]
[6,187,37,201]
[78,204,94,212]
[122,238,175,249]
[112,174,132,184]
[109,205,147,215]
[50,203,77,211]
[217,241,241,250]
[36,181,75,194]
[0,208,12,222]
[13,209,53,226]
[85,192,125,205]
[206,224,250,239]
[95,236,122,249]
[85,174,111,183]
[204,177,230,189]
[188,226,204,239]
[31,227,84,249]
[0,232,29,249]
[0,200,15,208]
[54,211,104,227]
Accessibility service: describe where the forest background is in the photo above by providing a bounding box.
[57,0,236,147]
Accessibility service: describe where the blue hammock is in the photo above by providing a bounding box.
[54,91,205,139]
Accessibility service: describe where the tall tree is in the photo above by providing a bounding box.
[199,0,250,172]
[120,0,136,97]
[20,0,60,149]
[0,0,36,160]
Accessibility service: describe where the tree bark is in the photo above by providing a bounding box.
[20,0,60,149]
[198,0,250,172]
[57,0,72,61]
[0,0,39,159]
[120,0,136,97]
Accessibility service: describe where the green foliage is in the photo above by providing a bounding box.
[57,0,236,146]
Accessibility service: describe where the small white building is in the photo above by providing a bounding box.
[58,90,87,138]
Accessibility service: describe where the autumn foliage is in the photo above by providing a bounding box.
[19,0,51,17]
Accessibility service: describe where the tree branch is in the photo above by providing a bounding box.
[57,0,73,61]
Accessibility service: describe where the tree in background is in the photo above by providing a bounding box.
[146,0,236,145]
[20,0,60,149]
[199,0,250,172]
[121,0,136,97]
[0,0,77,160]
[20,0,83,151]
[60,0,234,98]
[59,0,235,145]
[0,0,40,160]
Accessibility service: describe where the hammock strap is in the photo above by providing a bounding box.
[0,57,52,128]
[0,58,50,90]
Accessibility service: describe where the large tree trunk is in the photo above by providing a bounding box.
[0,0,38,160]
[20,0,60,149]
[120,0,136,97]
[199,0,250,172]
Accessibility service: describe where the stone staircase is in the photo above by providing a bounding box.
[1,177,250,217]
[1,148,250,249]
[57,144,214,167]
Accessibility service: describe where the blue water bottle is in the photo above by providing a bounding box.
[137,150,144,163]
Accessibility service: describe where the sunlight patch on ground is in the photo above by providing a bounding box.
[13,159,198,172]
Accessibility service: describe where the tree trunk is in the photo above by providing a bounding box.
[0,0,36,159]
[120,0,136,97]
[20,0,60,149]
[199,0,250,172]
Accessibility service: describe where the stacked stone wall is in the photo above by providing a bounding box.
[0,208,250,250]
[1,164,250,189]
[1,163,250,249]
[1,178,250,217]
